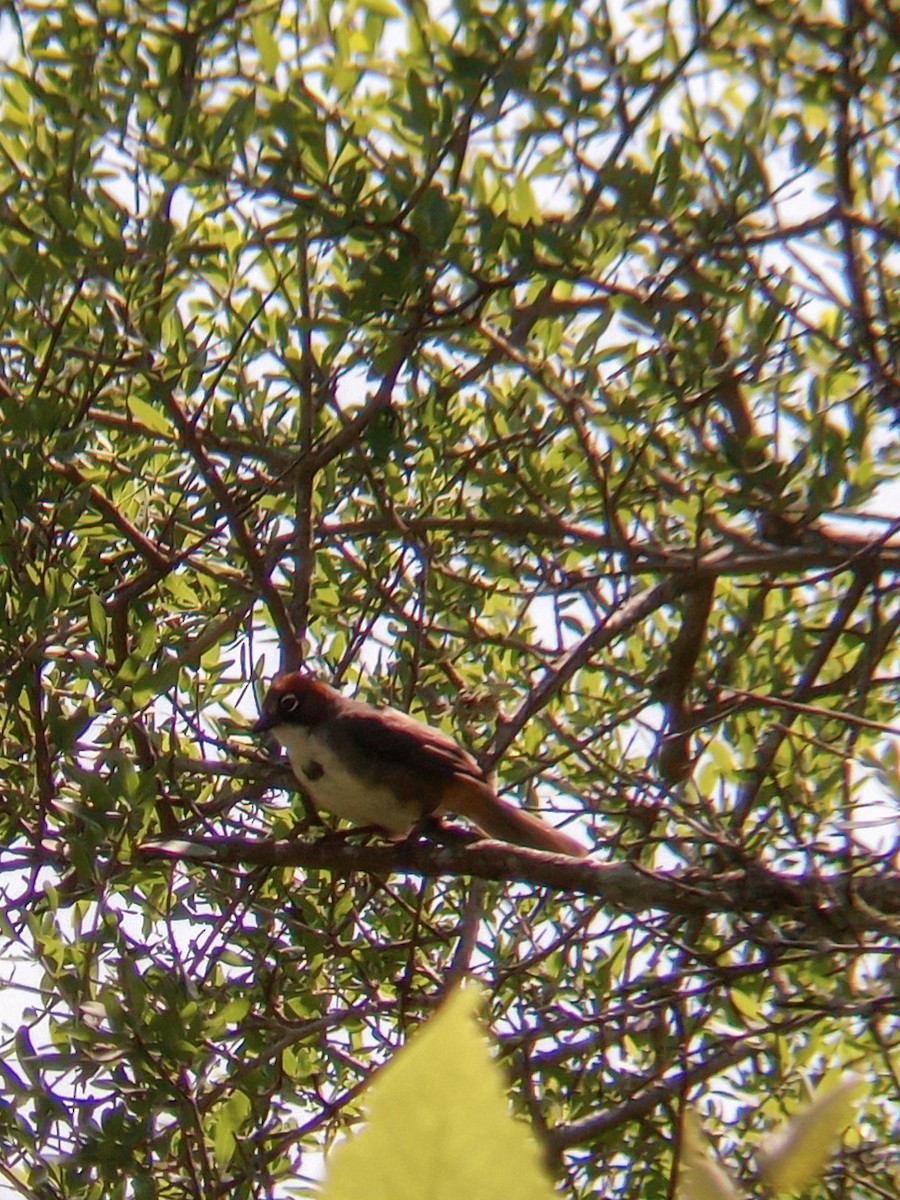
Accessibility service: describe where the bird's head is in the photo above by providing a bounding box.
[253,672,336,734]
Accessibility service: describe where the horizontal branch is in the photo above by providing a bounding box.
[312,516,900,577]
[139,836,900,937]
[549,1033,762,1149]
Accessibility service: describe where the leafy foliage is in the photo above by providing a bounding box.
[0,2,898,1198]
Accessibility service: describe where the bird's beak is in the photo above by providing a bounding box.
[252,711,277,734]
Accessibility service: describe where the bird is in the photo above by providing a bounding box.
[253,672,587,858]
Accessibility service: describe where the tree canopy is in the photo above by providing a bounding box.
[0,1,898,1197]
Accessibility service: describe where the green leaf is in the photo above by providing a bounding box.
[322,985,556,1200]
[253,19,280,74]
[213,1090,252,1166]
[122,657,183,707]
[87,592,108,647]
[128,397,172,436]
[405,68,432,134]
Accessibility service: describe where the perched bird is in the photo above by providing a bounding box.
[253,672,587,858]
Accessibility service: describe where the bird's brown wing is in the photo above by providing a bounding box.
[324,703,488,812]
[328,702,587,856]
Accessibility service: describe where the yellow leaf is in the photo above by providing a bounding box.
[677,1112,745,1200]
[322,984,556,1200]
[729,988,760,1023]
[757,1073,867,1194]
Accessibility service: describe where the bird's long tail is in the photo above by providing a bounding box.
[441,781,587,858]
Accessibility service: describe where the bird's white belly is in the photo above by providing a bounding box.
[271,725,417,833]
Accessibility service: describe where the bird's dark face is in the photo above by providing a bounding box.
[253,673,334,733]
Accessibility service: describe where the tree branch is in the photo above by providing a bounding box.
[139,836,900,936]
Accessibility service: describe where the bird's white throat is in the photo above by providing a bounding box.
[270,723,419,833]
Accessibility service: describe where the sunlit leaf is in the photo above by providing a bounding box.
[322,986,556,1200]
[127,397,172,436]
[757,1074,867,1194]
[677,1113,745,1200]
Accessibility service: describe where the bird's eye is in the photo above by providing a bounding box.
[280,694,300,714]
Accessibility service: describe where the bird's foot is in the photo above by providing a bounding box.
[402,816,481,849]
[314,824,385,845]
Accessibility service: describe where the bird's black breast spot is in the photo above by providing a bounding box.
[303,760,325,782]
